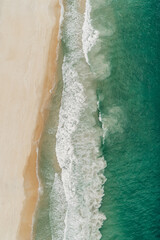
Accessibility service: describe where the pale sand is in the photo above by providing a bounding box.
[0,0,60,239]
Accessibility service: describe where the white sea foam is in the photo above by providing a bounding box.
[82,0,99,65]
[54,1,106,239]
[56,58,106,240]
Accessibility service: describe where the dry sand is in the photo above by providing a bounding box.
[0,0,60,239]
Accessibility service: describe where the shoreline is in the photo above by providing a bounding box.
[17,2,61,240]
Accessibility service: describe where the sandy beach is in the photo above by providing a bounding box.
[0,1,60,239]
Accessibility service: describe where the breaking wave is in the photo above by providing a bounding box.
[53,1,107,239]
[82,0,99,65]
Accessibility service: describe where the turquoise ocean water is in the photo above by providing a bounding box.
[96,1,160,239]
[33,0,160,239]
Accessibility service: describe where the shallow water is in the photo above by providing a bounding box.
[32,48,63,240]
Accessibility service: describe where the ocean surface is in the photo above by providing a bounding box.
[33,0,160,239]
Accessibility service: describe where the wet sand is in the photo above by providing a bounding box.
[0,1,61,239]
[79,0,86,13]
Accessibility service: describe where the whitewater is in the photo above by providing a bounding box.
[53,0,107,239]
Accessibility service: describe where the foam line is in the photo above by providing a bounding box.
[82,0,99,65]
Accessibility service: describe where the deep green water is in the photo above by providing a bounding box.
[94,1,160,239]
